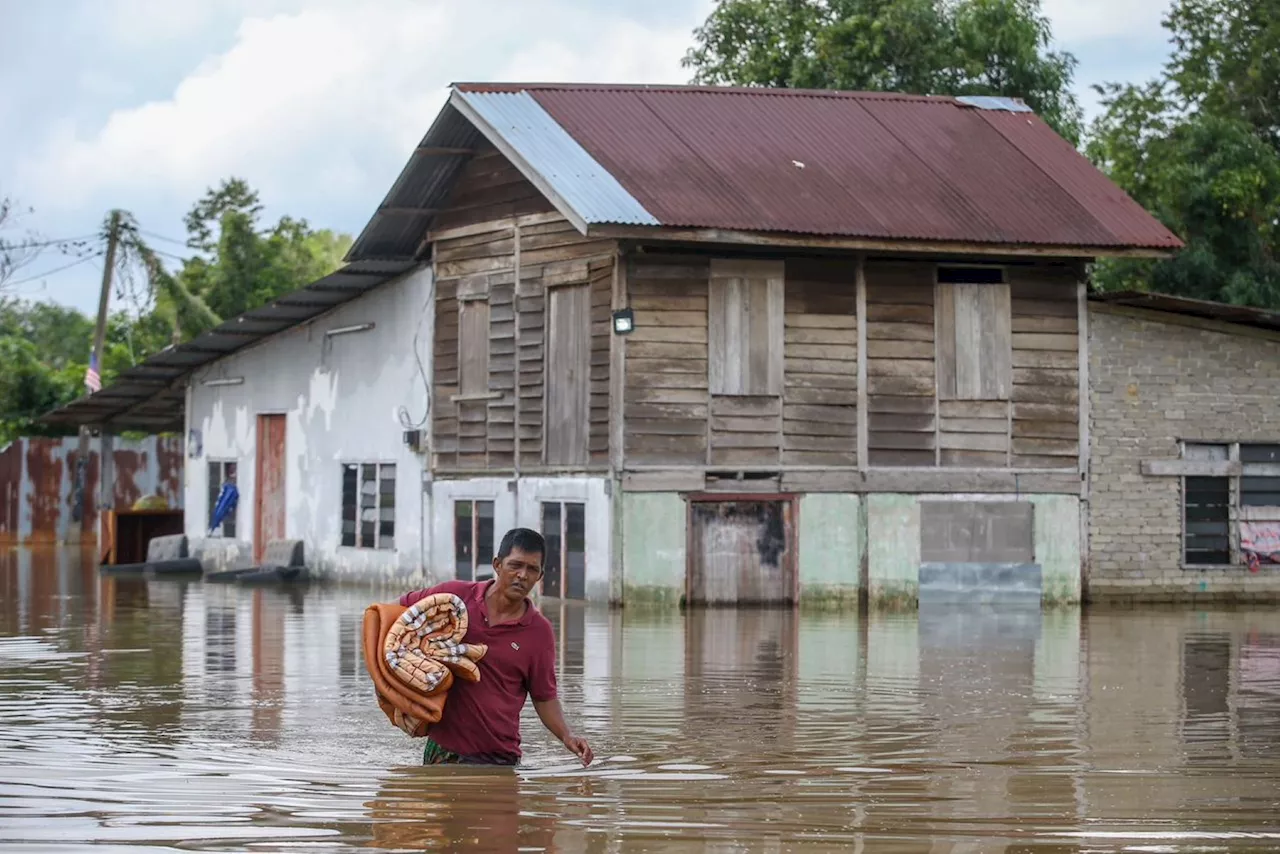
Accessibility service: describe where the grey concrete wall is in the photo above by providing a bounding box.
[184,267,433,583]
[1088,305,1280,601]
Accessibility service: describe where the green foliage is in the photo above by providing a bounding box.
[684,0,1083,143]
[175,178,352,329]
[1086,0,1280,308]
[0,179,352,444]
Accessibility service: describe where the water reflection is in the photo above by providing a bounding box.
[1,548,1279,851]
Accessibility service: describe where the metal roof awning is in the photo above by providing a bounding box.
[37,259,416,433]
[1090,291,1280,334]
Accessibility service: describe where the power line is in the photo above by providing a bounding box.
[138,229,189,247]
[2,251,105,288]
[3,235,101,249]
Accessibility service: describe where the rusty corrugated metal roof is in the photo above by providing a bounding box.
[344,82,1183,263]
[456,82,1181,252]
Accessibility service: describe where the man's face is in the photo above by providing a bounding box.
[492,546,544,602]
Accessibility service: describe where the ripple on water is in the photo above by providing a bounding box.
[2,562,1280,851]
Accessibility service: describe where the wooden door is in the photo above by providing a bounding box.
[544,284,590,466]
[688,500,795,606]
[254,414,287,562]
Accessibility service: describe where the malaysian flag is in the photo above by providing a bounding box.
[84,349,101,394]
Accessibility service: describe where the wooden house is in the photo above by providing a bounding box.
[343,83,1184,606]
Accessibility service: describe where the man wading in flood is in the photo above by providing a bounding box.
[395,527,594,768]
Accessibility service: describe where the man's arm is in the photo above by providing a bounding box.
[533,698,593,766]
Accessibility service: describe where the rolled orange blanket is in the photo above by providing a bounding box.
[362,593,489,737]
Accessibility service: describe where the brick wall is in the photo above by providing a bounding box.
[1088,305,1280,601]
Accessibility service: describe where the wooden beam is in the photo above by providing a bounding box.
[855,254,869,470]
[589,224,1176,261]
[376,206,442,216]
[609,247,628,474]
[1077,276,1090,484]
[414,146,475,156]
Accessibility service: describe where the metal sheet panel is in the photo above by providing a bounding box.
[0,436,183,545]
[509,84,1182,249]
[455,89,658,227]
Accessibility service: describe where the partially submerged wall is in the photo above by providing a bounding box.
[1088,305,1280,602]
[0,435,183,545]
[184,267,432,582]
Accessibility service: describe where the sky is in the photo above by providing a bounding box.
[0,0,1176,317]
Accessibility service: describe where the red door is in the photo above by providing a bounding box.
[254,414,287,562]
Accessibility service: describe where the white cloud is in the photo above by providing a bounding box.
[19,1,701,220]
[1042,0,1171,45]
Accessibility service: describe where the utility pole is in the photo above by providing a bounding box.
[73,210,121,546]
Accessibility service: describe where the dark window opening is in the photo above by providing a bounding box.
[454,499,494,581]
[540,500,586,600]
[1184,476,1231,565]
[207,460,237,539]
[1241,476,1280,508]
[341,463,395,549]
[1240,443,1280,464]
[937,265,1006,285]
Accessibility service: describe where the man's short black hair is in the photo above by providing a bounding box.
[496,527,546,562]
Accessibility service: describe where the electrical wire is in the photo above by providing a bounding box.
[3,234,100,249]
[398,278,435,431]
[2,251,105,288]
[137,229,189,247]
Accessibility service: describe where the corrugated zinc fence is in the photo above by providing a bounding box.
[0,436,183,545]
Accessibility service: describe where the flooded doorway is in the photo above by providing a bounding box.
[254,414,286,562]
[687,498,795,606]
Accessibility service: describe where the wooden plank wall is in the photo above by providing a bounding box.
[624,256,711,466]
[430,213,614,473]
[431,142,555,233]
[1010,267,1080,470]
[783,260,857,466]
[865,261,936,466]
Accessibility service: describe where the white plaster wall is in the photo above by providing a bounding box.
[426,476,612,602]
[184,266,434,583]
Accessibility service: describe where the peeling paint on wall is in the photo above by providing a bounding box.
[185,267,433,582]
[0,436,184,545]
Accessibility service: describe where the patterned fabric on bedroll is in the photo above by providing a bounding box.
[362,593,488,738]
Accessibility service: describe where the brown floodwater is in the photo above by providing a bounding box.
[2,548,1279,853]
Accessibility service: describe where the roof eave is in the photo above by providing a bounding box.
[586,223,1181,260]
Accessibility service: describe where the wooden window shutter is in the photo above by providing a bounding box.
[936,276,1012,401]
[544,283,591,466]
[457,274,491,397]
[708,258,784,396]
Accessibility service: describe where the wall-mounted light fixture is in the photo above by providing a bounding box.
[326,322,375,337]
[611,308,635,335]
[203,377,245,387]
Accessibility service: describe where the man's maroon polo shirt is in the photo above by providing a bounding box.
[398,580,557,762]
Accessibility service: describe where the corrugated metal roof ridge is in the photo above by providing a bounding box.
[454,89,659,227]
[454,81,952,102]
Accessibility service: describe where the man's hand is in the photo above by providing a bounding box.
[563,733,593,766]
[533,697,593,766]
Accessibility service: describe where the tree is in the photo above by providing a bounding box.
[175,178,351,329]
[1086,0,1280,308]
[684,0,1083,144]
[0,196,40,290]
[0,179,352,443]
